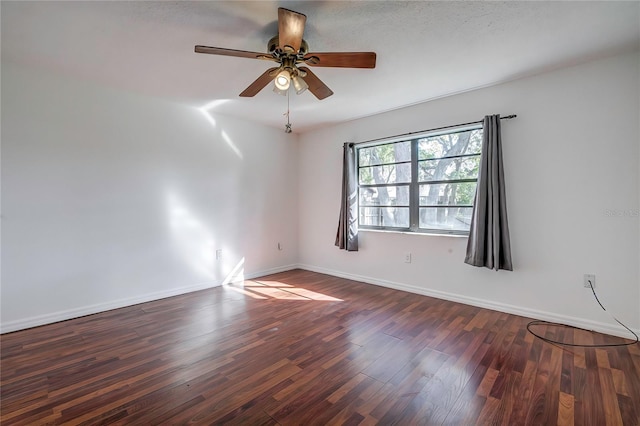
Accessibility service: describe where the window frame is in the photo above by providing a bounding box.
[356,124,483,236]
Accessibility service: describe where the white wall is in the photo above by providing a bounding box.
[3,52,638,338]
[298,51,640,337]
[1,62,299,332]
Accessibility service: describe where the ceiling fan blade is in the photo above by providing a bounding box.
[239,67,279,97]
[195,45,272,61]
[303,52,376,68]
[298,67,333,100]
[278,8,306,53]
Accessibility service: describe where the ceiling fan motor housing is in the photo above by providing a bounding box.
[268,35,309,57]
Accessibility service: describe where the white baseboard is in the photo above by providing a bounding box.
[297,263,640,340]
[0,264,299,334]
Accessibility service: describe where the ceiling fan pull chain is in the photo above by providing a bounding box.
[284,88,292,133]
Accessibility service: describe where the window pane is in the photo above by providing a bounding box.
[359,207,410,228]
[419,182,477,206]
[418,155,480,182]
[419,207,473,231]
[359,141,411,166]
[359,186,410,206]
[418,129,482,160]
[359,163,411,185]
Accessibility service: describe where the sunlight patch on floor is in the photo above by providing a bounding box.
[226,285,268,300]
[227,279,342,301]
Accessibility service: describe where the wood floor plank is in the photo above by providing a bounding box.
[598,366,624,426]
[1,269,638,425]
[557,391,574,426]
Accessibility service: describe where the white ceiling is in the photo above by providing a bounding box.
[2,1,639,133]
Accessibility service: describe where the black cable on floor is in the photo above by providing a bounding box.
[526,279,639,348]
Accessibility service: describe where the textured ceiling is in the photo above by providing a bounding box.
[2,1,639,133]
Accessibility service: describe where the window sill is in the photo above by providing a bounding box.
[358,228,468,238]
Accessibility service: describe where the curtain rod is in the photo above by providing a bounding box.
[351,114,517,146]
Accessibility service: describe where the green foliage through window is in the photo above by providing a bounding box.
[357,127,482,234]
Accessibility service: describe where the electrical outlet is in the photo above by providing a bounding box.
[404,253,412,263]
[584,274,595,289]
[216,249,223,260]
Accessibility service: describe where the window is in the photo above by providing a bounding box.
[357,125,483,235]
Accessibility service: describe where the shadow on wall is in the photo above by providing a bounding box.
[198,100,243,160]
[162,102,247,285]
[166,191,218,280]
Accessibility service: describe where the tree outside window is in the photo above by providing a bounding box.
[357,126,482,235]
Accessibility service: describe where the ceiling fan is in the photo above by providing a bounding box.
[195,8,376,100]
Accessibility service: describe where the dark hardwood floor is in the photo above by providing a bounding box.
[1,269,639,425]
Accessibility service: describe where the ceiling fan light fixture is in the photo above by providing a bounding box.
[292,74,308,94]
[274,70,291,90]
[273,85,288,96]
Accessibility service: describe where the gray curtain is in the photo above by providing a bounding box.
[465,115,513,271]
[335,143,358,251]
